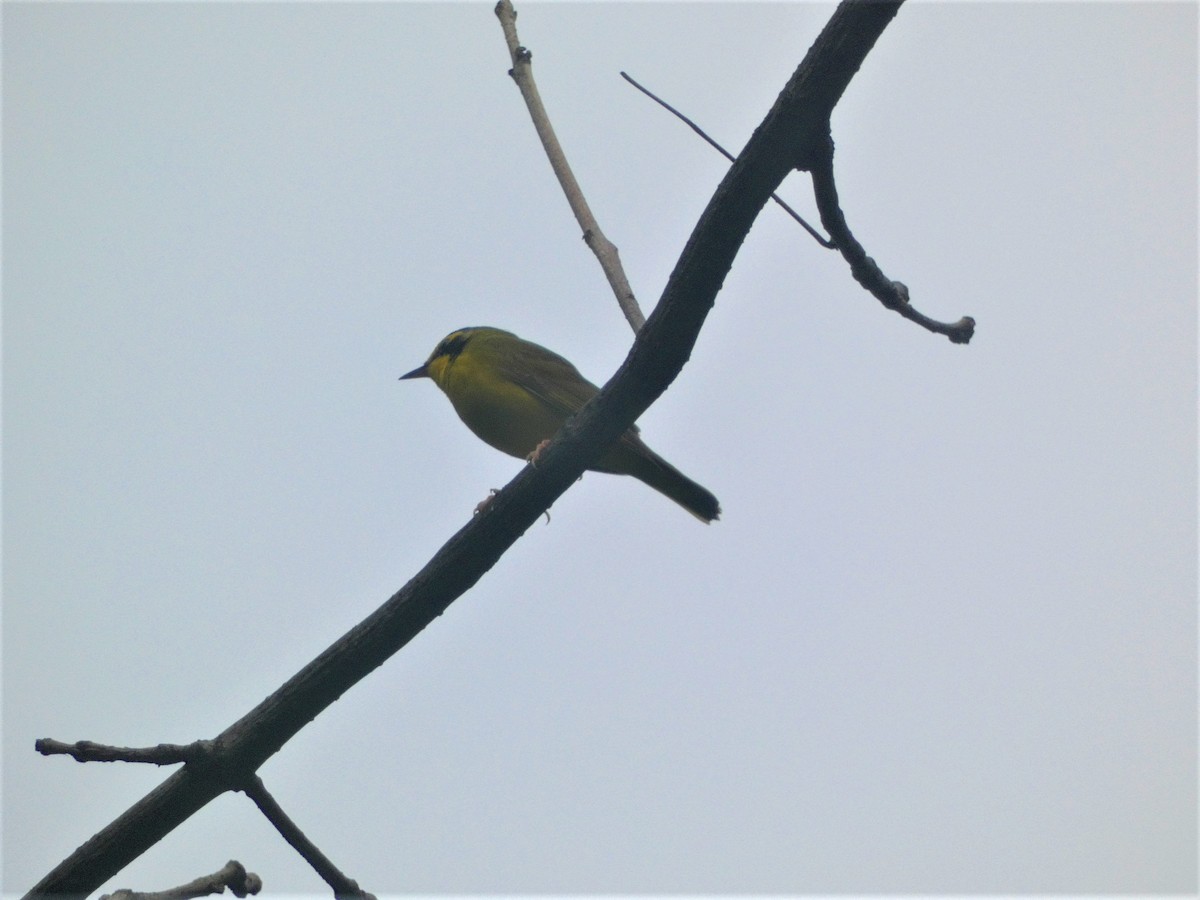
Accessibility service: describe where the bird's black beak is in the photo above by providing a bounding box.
[399,363,428,380]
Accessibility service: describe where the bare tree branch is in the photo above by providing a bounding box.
[25,3,904,896]
[621,57,974,343]
[239,776,375,900]
[494,0,644,332]
[36,739,205,766]
[810,144,975,342]
[98,860,261,900]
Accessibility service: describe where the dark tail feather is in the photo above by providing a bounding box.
[629,448,721,524]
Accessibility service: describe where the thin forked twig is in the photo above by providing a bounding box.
[621,71,835,249]
[623,70,973,343]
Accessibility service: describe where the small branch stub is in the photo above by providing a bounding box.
[99,860,261,900]
[35,739,208,766]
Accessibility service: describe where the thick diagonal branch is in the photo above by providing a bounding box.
[25,3,902,896]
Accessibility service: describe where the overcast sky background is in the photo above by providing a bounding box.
[3,2,1196,896]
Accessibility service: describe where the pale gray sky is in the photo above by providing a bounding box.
[3,2,1196,896]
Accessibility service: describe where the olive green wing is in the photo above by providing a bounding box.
[492,340,603,417]
[493,339,646,456]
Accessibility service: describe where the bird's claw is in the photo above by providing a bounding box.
[474,489,500,516]
[525,439,552,467]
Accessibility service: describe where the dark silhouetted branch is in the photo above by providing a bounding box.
[36,738,206,766]
[810,144,975,343]
[621,52,974,344]
[25,3,904,896]
[240,777,375,900]
[98,860,261,900]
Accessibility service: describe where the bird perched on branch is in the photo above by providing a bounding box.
[401,326,720,523]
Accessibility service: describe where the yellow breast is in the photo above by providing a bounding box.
[435,349,567,459]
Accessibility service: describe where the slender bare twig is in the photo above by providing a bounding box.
[35,739,208,766]
[620,71,834,249]
[809,143,975,343]
[240,776,374,900]
[494,0,644,332]
[99,860,261,900]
